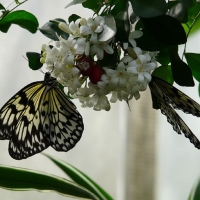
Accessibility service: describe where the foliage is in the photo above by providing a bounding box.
[1,0,200,199]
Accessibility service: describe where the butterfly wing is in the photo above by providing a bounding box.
[159,99,200,149]
[40,86,84,152]
[151,76,200,117]
[149,76,200,149]
[0,81,51,159]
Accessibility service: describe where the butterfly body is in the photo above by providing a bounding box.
[149,76,200,149]
[0,73,84,160]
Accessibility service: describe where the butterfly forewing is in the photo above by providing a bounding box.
[0,73,84,159]
[0,81,44,140]
[149,76,200,149]
[151,76,200,117]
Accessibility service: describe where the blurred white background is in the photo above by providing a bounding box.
[0,1,200,200]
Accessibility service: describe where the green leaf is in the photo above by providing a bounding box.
[0,165,98,200]
[115,2,130,42]
[199,83,200,98]
[134,28,167,51]
[156,48,171,65]
[140,15,187,45]
[82,0,102,13]
[39,18,68,41]
[129,0,167,18]
[44,154,113,200]
[0,3,5,10]
[110,0,127,17]
[65,0,86,8]
[168,3,188,23]
[152,65,174,84]
[187,3,200,35]
[185,53,200,82]
[0,10,38,33]
[26,52,43,70]
[168,46,194,86]
[179,0,194,9]
[188,177,200,200]
[68,14,81,23]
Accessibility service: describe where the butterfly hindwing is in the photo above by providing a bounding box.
[0,73,84,159]
[41,87,83,152]
[159,99,200,149]
[149,76,200,149]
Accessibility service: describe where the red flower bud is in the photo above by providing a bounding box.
[89,66,103,84]
[78,57,94,76]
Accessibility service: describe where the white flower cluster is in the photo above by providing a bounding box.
[41,16,157,111]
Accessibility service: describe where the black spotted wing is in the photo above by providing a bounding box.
[149,76,200,149]
[0,73,84,160]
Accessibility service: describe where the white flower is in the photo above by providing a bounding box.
[127,54,156,83]
[87,16,105,33]
[128,30,143,47]
[87,16,105,43]
[123,30,143,49]
[91,95,111,111]
[96,74,112,96]
[104,62,129,90]
[90,39,114,60]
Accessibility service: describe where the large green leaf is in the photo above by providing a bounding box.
[0,165,98,200]
[0,10,38,33]
[141,15,187,45]
[44,154,113,200]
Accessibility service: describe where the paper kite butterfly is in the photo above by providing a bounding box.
[149,76,200,149]
[0,72,84,160]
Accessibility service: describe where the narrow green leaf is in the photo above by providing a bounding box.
[188,177,200,200]
[185,53,200,82]
[44,154,113,200]
[0,165,98,200]
[0,10,38,33]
